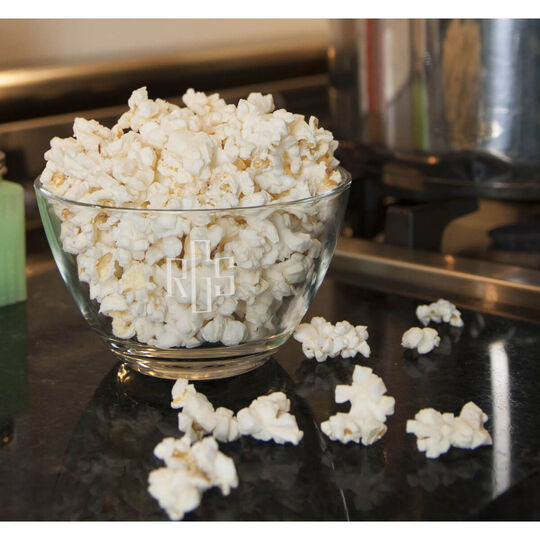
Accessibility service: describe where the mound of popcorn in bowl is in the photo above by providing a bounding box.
[35,87,351,379]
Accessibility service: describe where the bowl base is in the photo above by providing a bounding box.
[115,350,274,380]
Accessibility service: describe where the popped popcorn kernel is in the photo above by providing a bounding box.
[321,366,395,446]
[237,392,304,445]
[148,435,238,520]
[406,401,492,459]
[401,327,440,355]
[416,299,464,328]
[293,317,370,362]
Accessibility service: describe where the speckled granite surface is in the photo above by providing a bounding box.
[1,259,539,520]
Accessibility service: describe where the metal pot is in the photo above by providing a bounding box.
[329,19,540,167]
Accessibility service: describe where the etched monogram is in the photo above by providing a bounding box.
[166,240,235,313]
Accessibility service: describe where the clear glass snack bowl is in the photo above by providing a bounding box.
[34,168,351,380]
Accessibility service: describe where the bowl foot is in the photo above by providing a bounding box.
[115,350,273,380]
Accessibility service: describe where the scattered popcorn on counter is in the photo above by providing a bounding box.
[172,379,240,443]
[321,366,395,446]
[171,380,302,445]
[41,87,346,349]
[320,412,365,444]
[401,327,440,355]
[450,402,493,451]
[211,406,241,444]
[148,435,238,520]
[178,392,221,439]
[416,299,464,328]
[147,467,202,521]
[293,316,370,362]
[237,392,304,445]
[406,401,492,459]
[405,408,455,459]
[170,378,196,409]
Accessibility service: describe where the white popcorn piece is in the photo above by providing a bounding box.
[401,327,424,348]
[320,412,364,444]
[170,378,197,409]
[181,392,218,435]
[334,321,371,359]
[188,436,238,496]
[237,392,304,445]
[293,317,370,362]
[451,402,493,450]
[220,320,247,347]
[172,379,240,444]
[211,407,241,443]
[401,327,441,355]
[293,316,335,362]
[406,401,492,459]
[177,411,205,443]
[321,366,395,446]
[99,292,128,314]
[416,299,464,328]
[178,405,241,444]
[41,87,345,349]
[147,467,202,521]
[111,316,136,339]
[148,435,238,520]
[406,408,455,459]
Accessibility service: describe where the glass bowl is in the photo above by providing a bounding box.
[35,168,351,380]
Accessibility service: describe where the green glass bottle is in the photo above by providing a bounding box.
[0,151,27,307]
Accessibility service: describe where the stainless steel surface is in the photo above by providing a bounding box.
[0,73,328,185]
[332,237,540,323]
[0,39,327,123]
[329,19,540,166]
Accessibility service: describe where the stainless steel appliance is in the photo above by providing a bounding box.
[329,19,540,269]
[329,19,540,167]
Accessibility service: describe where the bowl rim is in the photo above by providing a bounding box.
[34,166,351,214]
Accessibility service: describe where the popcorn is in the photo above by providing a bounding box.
[334,321,370,359]
[319,412,365,444]
[172,378,204,414]
[148,435,238,520]
[181,391,221,435]
[401,327,440,355]
[147,467,202,521]
[221,320,247,346]
[41,87,345,350]
[172,379,303,445]
[99,292,128,314]
[405,408,455,459]
[172,379,240,443]
[237,392,304,445]
[406,401,492,459]
[450,402,493,450]
[293,317,370,362]
[321,366,395,446]
[212,407,241,443]
[416,299,464,328]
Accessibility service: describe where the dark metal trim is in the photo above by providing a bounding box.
[0,39,327,123]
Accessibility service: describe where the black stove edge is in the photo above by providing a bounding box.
[0,39,327,124]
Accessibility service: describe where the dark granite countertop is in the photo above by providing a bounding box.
[1,257,539,520]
